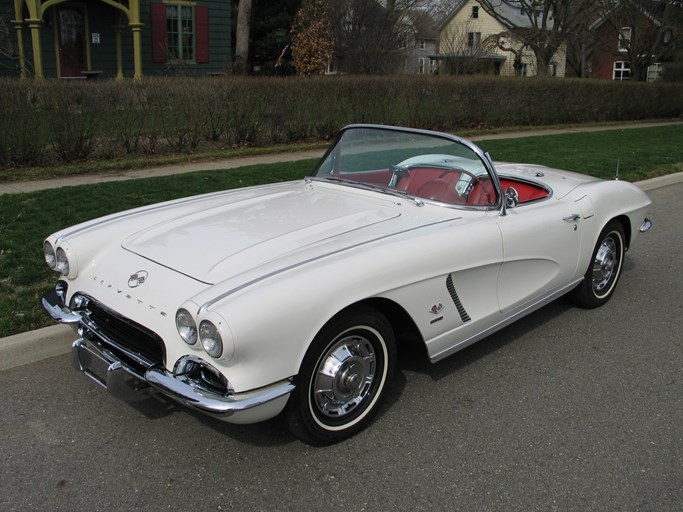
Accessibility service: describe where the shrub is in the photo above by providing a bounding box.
[0,83,48,166]
[0,75,681,169]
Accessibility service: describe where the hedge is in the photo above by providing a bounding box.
[1,75,681,167]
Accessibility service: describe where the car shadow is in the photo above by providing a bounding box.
[124,386,298,447]
[396,298,574,381]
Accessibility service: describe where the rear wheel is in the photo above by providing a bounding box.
[285,307,395,445]
[569,221,625,309]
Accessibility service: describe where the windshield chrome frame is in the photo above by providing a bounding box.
[313,124,503,212]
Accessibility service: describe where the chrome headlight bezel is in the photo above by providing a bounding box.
[199,320,223,358]
[45,239,78,279]
[55,247,70,276]
[175,308,198,346]
[44,241,56,270]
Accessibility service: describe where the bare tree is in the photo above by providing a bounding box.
[234,0,253,74]
[596,0,680,81]
[329,0,429,74]
[477,0,595,76]
[564,2,602,77]
[486,30,531,75]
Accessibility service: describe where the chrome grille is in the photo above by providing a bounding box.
[75,294,166,370]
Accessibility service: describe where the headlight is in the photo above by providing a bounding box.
[175,308,198,346]
[199,320,223,358]
[44,241,56,270]
[56,247,70,276]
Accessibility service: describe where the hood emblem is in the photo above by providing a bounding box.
[128,270,148,288]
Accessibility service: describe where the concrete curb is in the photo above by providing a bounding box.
[634,172,683,191]
[0,324,74,371]
[2,172,682,372]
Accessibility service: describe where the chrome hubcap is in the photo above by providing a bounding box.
[593,236,619,293]
[312,335,377,418]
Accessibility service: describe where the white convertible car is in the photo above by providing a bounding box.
[42,125,652,444]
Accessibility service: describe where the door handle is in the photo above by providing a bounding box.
[563,213,581,223]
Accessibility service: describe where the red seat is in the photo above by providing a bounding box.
[415,172,465,204]
[396,168,446,195]
[466,180,496,206]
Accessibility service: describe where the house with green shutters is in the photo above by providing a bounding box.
[1,0,231,79]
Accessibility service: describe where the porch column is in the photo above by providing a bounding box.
[26,18,44,79]
[128,0,143,79]
[130,22,143,79]
[11,20,27,78]
[113,24,124,79]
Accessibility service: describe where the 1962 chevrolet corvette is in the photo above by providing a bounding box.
[42,125,652,444]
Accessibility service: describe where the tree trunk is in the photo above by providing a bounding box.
[234,0,252,74]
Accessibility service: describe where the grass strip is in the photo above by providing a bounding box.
[478,125,683,181]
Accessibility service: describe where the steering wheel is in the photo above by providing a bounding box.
[388,165,411,188]
[450,168,482,199]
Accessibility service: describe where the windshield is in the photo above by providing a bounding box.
[314,126,498,208]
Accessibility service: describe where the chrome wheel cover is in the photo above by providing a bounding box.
[312,334,377,419]
[592,234,620,295]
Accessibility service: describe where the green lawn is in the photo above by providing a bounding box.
[1,125,681,338]
[478,125,683,181]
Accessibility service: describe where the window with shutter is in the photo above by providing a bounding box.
[151,3,168,63]
[195,6,209,63]
[151,3,208,64]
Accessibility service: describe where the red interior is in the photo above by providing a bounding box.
[398,168,495,206]
[331,168,548,206]
[499,179,549,202]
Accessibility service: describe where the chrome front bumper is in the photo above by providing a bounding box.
[42,285,294,421]
[70,337,295,418]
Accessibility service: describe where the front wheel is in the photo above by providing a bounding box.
[285,307,396,445]
[569,221,626,309]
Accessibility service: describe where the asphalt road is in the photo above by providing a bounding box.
[1,184,681,512]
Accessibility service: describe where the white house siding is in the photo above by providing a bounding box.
[438,0,566,77]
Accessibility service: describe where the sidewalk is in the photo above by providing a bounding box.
[0,149,327,195]
[2,120,683,372]
[2,120,682,195]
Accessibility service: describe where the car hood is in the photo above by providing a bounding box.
[122,181,409,284]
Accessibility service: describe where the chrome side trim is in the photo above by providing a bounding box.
[429,278,583,363]
[198,217,462,314]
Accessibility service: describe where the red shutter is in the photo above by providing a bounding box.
[195,5,209,63]
[151,3,167,63]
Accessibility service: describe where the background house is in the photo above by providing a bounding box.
[590,4,673,82]
[0,0,231,78]
[434,0,566,77]
[401,10,438,75]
